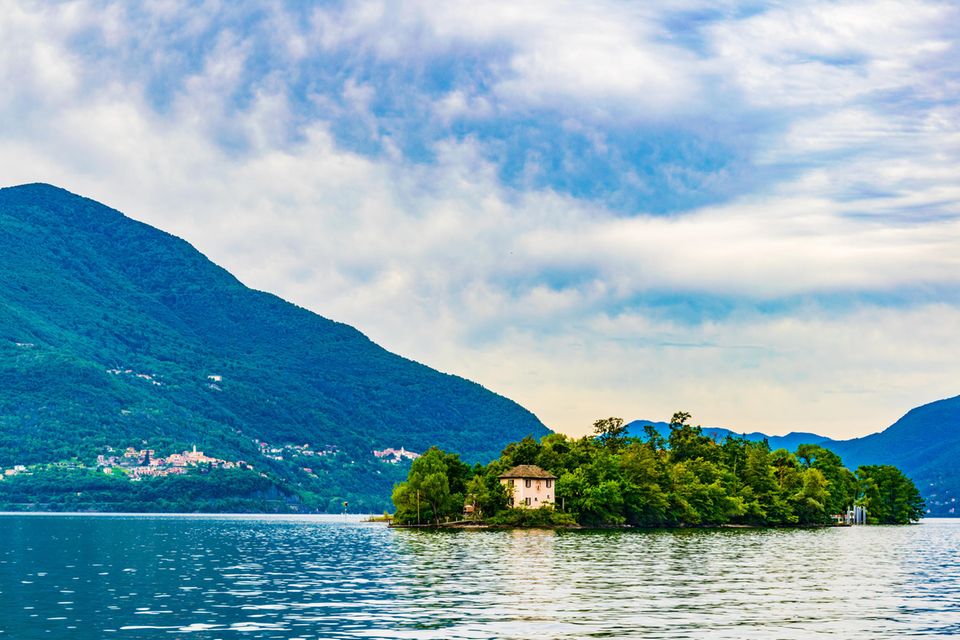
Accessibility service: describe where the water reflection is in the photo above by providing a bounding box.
[1,515,958,639]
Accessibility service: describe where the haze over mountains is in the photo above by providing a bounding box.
[0,183,548,510]
[630,394,960,516]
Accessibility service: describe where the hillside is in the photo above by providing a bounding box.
[826,396,960,516]
[0,183,550,511]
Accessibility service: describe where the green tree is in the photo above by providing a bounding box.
[792,467,829,524]
[668,412,718,464]
[795,444,856,518]
[501,436,542,466]
[464,471,509,518]
[593,417,629,452]
[392,448,463,524]
[642,424,667,452]
[856,465,925,524]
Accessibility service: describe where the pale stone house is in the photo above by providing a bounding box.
[499,465,557,508]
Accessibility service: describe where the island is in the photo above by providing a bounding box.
[391,412,925,528]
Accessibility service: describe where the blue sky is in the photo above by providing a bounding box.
[2,1,959,438]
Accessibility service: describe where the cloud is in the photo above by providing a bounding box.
[310,1,727,119]
[1,0,959,439]
[442,302,960,438]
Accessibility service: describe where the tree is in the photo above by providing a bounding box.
[670,411,692,428]
[642,424,667,452]
[464,472,509,519]
[795,444,856,517]
[593,417,629,452]
[856,465,925,524]
[667,412,718,463]
[501,436,542,466]
[391,448,461,524]
[792,467,829,524]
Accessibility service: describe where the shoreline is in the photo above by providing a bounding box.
[388,521,862,531]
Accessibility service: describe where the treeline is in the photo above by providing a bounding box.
[0,467,301,513]
[392,413,925,527]
[0,462,406,514]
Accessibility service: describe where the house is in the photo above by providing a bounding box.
[499,465,557,508]
[373,447,421,463]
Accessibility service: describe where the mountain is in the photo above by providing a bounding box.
[626,420,837,453]
[0,183,549,511]
[629,396,960,516]
[826,396,960,516]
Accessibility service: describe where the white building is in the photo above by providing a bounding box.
[499,465,557,508]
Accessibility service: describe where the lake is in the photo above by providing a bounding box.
[1,514,958,639]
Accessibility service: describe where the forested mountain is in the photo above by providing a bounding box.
[827,396,960,516]
[0,183,549,511]
[629,396,960,516]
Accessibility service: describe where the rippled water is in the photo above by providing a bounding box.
[1,515,959,639]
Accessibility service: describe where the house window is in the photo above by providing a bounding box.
[525,479,531,488]
[507,479,514,487]
[525,497,531,506]
[546,479,552,488]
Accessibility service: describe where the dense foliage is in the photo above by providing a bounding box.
[0,467,296,513]
[630,394,960,518]
[0,184,549,511]
[393,413,925,526]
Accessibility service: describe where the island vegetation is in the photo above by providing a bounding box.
[392,413,925,528]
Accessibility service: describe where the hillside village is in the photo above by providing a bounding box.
[1,439,424,483]
[1,445,247,481]
[97,446,243,479]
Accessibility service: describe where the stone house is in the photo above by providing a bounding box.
[499,464,557,508]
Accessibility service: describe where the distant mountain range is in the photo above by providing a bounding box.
[627,421,834,454]
[629,394,960,516]
[0,183,549,511]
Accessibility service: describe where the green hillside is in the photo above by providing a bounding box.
[0,183,549,511]
[827,395,960,516]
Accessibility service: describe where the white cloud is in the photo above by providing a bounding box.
[1,0,959,440]
[707,1,955,108]
[440,303,960,438]
[311,0,710,122]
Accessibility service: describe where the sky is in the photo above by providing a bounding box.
[2,1,959,439]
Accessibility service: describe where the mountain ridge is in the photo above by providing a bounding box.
[0,182,550,511]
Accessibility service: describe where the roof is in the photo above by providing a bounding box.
[498,464,557,480]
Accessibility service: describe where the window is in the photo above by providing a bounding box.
[525,479,531,488]
[546,479,552,488]
[525,497,531,506]
[507,479,514,487]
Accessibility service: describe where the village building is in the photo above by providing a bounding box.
[373,447,421,463]
[499,465,557,508]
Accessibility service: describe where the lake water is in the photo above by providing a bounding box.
[1,515,959,639]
